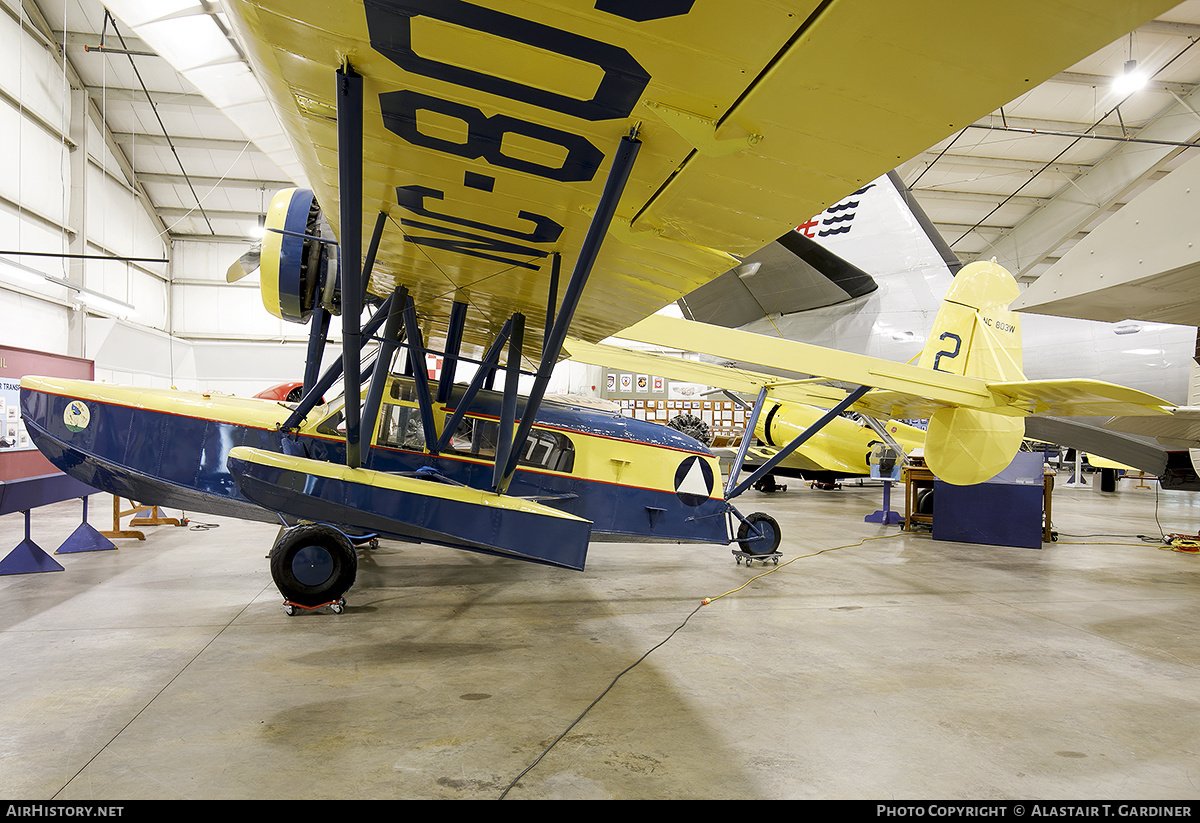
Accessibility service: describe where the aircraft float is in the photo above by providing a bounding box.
[18,0,1180,612]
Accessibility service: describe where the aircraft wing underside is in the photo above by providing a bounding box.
[221,0,1174,359]
[1105,407,1200,449]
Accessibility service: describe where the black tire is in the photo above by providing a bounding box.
[753,473,781,493]
[269,524,357,607]
[916,488,934,515]
[737,511,782,555]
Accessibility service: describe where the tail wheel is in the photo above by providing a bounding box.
[269,524,357,607]
[737,512,781,555]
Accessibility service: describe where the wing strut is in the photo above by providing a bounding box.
[434,317,514,454]
[401,295,438,454]
[494,313,526,492]
[725,387,768,497]
[494,132,641,493]
[301,306,331,401]
[728,385,872,499]
[281,292,395,432]
[337,64,365,468]
[543,252,561,350]
[361,211,388,305]
[435,301,469,404]
[360,288,406,451]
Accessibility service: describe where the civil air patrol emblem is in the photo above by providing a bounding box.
[674,455,714,507]
[63,401,90,432]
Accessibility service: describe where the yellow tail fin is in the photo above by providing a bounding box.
[918,260,1025,381]
[921,261,1025,485]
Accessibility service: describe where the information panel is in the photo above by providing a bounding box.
[0,345,94,483]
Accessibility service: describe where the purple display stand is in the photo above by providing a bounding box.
[0,509,64,574]
[55,497,116,555]
[864,480,903,525]
[0,474,113,576]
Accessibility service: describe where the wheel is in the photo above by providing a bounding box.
[736,511,781,556]
[753,474,781,493]
[269,524,358,607]
[916,488,934,515]
[283,604,296,616]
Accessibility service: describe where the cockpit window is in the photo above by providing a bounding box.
[316,408,346,437]
[372,403,574,474]
[388,381,416,403]
[446,416,499,459]
[520,428,575,473]
[377,404,428,450]
[445,415,574,473]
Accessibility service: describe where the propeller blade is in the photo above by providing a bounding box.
[226,243,261,282]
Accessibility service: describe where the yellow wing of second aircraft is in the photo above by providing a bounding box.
[562,336,850,409]
[581,262,1173,486]
[613,316,1173,421]
[561,336,912,480]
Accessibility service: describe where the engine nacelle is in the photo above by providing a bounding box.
[260,187,340,323]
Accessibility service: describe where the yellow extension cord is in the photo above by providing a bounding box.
[700,528,1199,608]
[701,531,908,606]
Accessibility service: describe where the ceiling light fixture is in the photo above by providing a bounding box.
[1113,58,1147,95]
[38,273,138,319]
[1113,33,1147,96]
[0,254,50,286]
[75,288,138,319]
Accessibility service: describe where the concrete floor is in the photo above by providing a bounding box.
[1,474,1199,800]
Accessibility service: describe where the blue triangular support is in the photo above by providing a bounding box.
[56,521,116,554]
[864,480,904,525]
[0,537,65,575]
[865,509,904,525]
[1,510,65,574]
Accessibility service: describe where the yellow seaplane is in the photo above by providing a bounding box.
[19,0,1177,612]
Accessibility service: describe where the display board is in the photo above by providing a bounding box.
[0,345,94,483]
[602,366,750,443]
[612,398,748,443]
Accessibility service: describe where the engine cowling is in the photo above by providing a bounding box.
[260,187,340,323]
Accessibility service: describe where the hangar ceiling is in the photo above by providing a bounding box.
[11,0,295,245]
[896,2,1200,284]
[13,0,1200,290]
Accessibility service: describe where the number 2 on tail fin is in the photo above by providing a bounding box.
[933,332,961,372]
